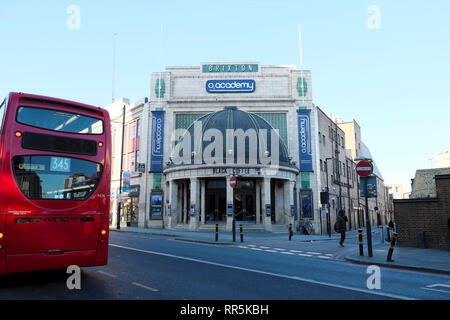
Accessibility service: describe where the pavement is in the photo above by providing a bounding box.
[110,225,450,275]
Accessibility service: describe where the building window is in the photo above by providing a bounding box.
[255,113,288,145]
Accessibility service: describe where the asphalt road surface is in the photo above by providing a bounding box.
[1,230,449,300]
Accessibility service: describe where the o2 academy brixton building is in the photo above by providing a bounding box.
[107,63,325,232]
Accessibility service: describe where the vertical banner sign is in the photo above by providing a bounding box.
[266,204,271,217]
[150,111,165,172]
[122,172,130,193]
[227,204,233,217]
[297,109,313,171]
[300,190,313,218]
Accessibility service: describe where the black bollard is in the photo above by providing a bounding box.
[289,223,293,241]
[240,224,244,243]
[386,232,398,262]
[386,227,391,242]
[215,224,219,242]
[358,229,364,256]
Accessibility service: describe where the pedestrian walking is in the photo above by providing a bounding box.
[388,220,394,230]
[336,209,348,247]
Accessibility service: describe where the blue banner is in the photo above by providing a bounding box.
[297,109,313,171]
[266,204,271,217]
[122,171,130,193]
[150,111,165,172]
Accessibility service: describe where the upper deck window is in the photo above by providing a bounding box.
[16,106,103,134]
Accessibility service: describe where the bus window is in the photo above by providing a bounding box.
[12,155,103,200]
[16,106,104,134]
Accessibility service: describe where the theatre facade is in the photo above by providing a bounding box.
[108,63,321,232]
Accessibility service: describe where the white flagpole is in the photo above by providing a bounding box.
[299,24,305,106]
[112,33,117,103]
[159,25,163,105]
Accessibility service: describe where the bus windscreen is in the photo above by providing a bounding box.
[12,155,103,200]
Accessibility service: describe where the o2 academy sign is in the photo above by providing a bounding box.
[206,79,255,93]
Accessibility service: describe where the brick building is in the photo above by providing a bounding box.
[393,174,450,250]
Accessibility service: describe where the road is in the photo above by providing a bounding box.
[1,230,449,300]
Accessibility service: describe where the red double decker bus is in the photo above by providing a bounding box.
[0,92,111,274]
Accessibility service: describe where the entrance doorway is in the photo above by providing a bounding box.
[234,180,256,223]
[205,179,226,223]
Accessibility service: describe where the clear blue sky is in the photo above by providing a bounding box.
[1,0,449,191]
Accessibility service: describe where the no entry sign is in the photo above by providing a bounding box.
[229,176,236,188]
[356,161,373,177]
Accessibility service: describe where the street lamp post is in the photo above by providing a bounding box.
[116,104,126,230]
[325,157,332,237]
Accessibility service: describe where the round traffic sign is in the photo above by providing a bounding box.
[230,176,236,188]
[356,160,373,177]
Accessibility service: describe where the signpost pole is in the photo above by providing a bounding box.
[364,178,373,257]
[231,176,236,242]
[356,160,374,258]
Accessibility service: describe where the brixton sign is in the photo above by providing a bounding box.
[202,64,259,73]
[206,79,255,93]
[356,160,373,177]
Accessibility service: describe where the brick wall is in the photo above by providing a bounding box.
[393,174,450,250]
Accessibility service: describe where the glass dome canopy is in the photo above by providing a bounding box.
[170,107,292,168]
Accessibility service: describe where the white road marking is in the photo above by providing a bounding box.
[250,248,263,251]
[289,250,303,253]
[97,270,117,278]
[259,246,270,249]
[281,252,295,255]
[132,282,159,292]
[247,244,256,247]
[274,248,286,251]
[297,253,313,257]
[318,256,332,259]
[109,243,415,300]
[422,284,450,294]
[307,252,322,255]
[237,246,248,249]
[264,250,278,253]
